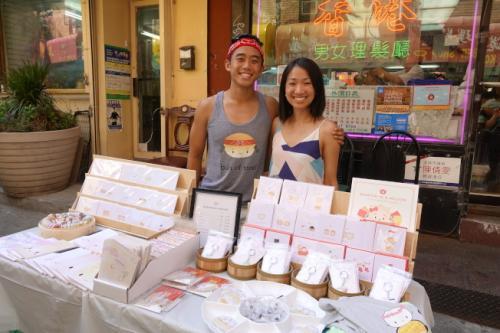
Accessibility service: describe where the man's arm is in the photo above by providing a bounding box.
[187,98,213,185]
[263,96,279,172]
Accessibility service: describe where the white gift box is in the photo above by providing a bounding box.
[344,247,376,282]
[239,224,266,245]
[265,229,292,245]
[372,253,408,282]
[271,204,298,234]
[372,223,407,256]
[342,218,376,251]
[246,200,275,228]
[316,214,346,244]
[304,183,334,213]
[280,180,308,207]
[329,261,360,293]
[255,176,283,204]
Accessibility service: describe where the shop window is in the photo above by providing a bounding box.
[251,0,483,144]
[0,0,84,89]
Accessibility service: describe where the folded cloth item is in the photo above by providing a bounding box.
[319,296,431,333]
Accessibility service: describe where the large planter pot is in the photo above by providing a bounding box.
[0,126,81,198]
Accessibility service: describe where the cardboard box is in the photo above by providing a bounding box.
[93,227,199,303]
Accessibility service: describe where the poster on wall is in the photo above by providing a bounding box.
[412,85,451,111]
[374,113,409,134]
[107,100,123,131]
[324,87,375,133]
[105,45,131,100]
[374,86,412,134]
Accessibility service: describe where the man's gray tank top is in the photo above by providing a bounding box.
[200,91,271,202]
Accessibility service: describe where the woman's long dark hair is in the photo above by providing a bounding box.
[278,57,325,122]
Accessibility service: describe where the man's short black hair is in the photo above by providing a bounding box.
[231,34,263,46]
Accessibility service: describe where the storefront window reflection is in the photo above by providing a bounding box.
[0,0,84,89]
[252,0,482,143]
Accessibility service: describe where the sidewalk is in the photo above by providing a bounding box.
[0,185,499,332]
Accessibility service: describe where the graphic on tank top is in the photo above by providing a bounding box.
[223,132,257,158]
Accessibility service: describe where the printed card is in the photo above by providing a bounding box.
[315,241,345,261]
[239,224,266,244]
[342,218,376,251]
[348,178,419,232]
[256,176,283,204]
[316,214,346,244]
[75,196,100,216]
[280,180,308,207]
[163,266,209,289]
[294,209,322,239]
[290,237,322,264]
[187,275,230,298]
[271,204,298,234]
[373,223,407,256]
[304,183,334,213]
[372,253,408,283]
[246,200,275,228]
[264,229,292,245]
[345,247,376,282]
[135,284,185,313]
[98,238,141,288]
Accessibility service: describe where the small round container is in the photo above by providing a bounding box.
[327,281,366,300]
[290,269,329,299]
[227,257,258,280]
[196,248,229,273]
[256,262,292,285]
[38,216,95,241]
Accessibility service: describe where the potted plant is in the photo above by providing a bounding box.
[0,62,81,197]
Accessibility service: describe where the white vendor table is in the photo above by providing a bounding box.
[0,229,434,333]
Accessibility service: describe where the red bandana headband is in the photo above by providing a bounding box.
[226,38,264,61]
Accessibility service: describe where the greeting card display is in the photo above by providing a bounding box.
[271,204,298,234]
[303,183,334,213]
[373,223,407,256]
[264,229,292,245]
[246,201,275,228]
[239,225,266,245]
[74,155,195,238]
[344,247,376,282]
[342,218,376,251]
[294,209,322,239]
[280,180,308,207]
[348,178,419,232]
[373,254,408,283]
[255,176,283,204]
[291,237,345,264]
[316,214,346,244]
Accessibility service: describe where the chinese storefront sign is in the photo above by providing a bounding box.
[314,0,416,37]
[107,100,123,131]
[412,85,451,111]
[324,88,375,133]
[405,156,461,186]
[314,39,410,62]
[374,86,411,133]
[105,45,131,100]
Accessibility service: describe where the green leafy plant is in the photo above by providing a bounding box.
[0,62,76,132]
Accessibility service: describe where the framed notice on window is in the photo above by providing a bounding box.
[190,188,242,246]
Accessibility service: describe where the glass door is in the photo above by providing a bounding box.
[131,1,163,158]
[469,0,500,197]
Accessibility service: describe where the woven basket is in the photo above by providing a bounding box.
[195,248,229,273]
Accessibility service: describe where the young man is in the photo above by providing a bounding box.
[188,34,343,202]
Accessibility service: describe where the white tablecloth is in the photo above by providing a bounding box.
[0,228,434,333]
[0,254,211,333]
